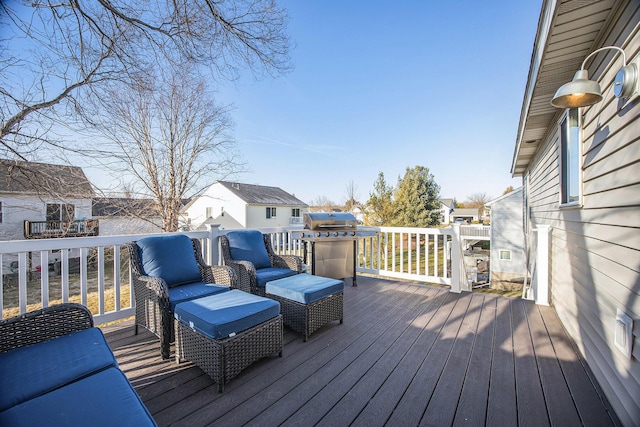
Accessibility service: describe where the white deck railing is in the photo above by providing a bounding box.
[0,224,471,324]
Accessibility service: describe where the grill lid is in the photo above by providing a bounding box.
[304,212,358,230]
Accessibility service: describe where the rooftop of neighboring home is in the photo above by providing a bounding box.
[0,159,94,198]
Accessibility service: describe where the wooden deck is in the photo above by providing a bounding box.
[103,276,620,427]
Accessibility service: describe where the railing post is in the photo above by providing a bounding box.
[208,224,221,265]
[533,225,551,306]
[450,224,469,293]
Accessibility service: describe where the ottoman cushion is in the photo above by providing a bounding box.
[174,290,280,340]
[266,274,344,304]
[168,282,230,311]
[255,267,297,288]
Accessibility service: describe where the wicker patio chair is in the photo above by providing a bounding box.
[219,230,303,296]
[128,235,237,359]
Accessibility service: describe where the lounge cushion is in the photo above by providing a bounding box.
[137,235,202,287]
[168,282,230,311]
[266,274,344,304]
[0,367,156,427]
[174,290,280,340]
[255,267,297,288]
[0,328,117,412]
[226,230,271,269]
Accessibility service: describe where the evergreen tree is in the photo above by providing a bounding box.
[393,166,441,227]
[365,172,394,226]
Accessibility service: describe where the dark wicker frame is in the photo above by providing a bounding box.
[0,303,93,353]
[219,232,303,296]
[175,314,283,392]
[127,238,237,359]
[266,291,343,341]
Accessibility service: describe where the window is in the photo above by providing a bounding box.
[206,207,213,218]
[0,201,3,223]
[499,250,512,261]
[560,109,581,205]
[291,208,300,217]
[266,207,276,218]
[46,203,75,222]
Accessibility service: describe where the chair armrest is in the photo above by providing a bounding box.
[207,265,238,288]
[136,275,170,300]
[271,254,303,272]
[0,303,93,353]
[223,259,256,293]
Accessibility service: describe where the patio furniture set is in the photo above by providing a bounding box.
[128,230,345,391]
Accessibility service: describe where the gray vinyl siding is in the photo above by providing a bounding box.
[524,2,640,425]
[489,188,526,281]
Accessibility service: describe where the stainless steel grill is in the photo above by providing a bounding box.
[293,212,376,286]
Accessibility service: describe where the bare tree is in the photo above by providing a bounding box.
[465,192,492,219]
[311,195,335,212]
[91,67,239,231]
[1,0,291,159]
[343,180,359,212]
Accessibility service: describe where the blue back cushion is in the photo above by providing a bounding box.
[137,235,202,287]
[0,328,117,412]
[226,230,271,269]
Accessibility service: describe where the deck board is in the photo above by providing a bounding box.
[102,276,620,427]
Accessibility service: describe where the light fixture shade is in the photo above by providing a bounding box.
[551,69,603,108]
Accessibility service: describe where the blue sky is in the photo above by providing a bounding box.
[213,0,543,206]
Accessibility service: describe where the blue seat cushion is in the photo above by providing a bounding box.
[266,274,344,304]
[0,367,157,427]
[168,282,230,311]
[174,289,280,340]
[0,328,117,412]
[226,230,271,269]
[137,235,202,287]
[255,267,297,288]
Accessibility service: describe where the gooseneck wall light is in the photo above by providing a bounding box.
[551,46,639,108]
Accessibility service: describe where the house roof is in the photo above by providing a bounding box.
[486,186,523,206]
[92,197,160,217]
[511,0,619,176]
[440,198,454,208]
[0,159,95,198]
[452,208,479,216]
[217,181,308,206]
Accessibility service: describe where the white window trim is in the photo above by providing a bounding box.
[559,108,583,208]
[499,250,512,261]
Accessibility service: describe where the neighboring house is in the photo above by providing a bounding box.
[511,1,639,425]
[92,198,162,236]
[486,187,525,283]
[0,159,96,272]
[450,208,479,223]
[181,181,308,230]
[0,159,96,241]
[439,198,454,224]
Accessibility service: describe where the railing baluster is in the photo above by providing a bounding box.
[114,245,121,311]
[18,252,27,314]
[79,247,88,306]
[61,249,69,303]
[41,250,49,307]
[97,246,105,315]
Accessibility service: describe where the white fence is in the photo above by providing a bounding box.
[0,224,473,324]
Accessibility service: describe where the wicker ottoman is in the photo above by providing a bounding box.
[265,274,344,341]
[174,290,283,392]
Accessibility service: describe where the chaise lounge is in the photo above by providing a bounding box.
[0,303,156,426]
